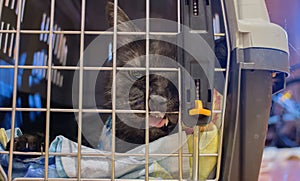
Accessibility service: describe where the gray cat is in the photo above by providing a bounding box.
[102,2,179,152]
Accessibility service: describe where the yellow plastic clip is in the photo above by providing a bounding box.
[189,100,211,116]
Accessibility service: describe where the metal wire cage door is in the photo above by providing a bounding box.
[0,0,231,180]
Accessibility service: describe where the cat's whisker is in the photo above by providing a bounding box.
[165,117,169,126]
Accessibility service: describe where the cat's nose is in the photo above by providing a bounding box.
[149,95,167,112]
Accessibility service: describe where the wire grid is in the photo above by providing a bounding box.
[0,0,230,180]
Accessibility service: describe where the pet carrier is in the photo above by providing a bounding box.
[220,0,289,181]
[0,0,289,181]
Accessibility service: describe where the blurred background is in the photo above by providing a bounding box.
[260,1,300,180]
[265,0,300,149]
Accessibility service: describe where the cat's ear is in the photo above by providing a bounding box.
[106,1,144,67]
[106,1,140,32]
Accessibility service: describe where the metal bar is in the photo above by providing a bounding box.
[215,0,232,180]
[148,67,179,71]
[44,0,55,179]
[54,30,81,34]
[13,178,195,181]
[50,109,89,113]
[0,150,194,157]
[111,0,118,180]
[7,0,22,179]
[0,150,193,156]
[192,126,199,181]
[87,31,179,36]
[0,164,7,181]
[80,109,112,113]
[0,151,110,157]
[0,66,181,71]
[199,153,219,156]
[0,28,225,37]
[0,108,180,114]
[148,32,178,36]
[0,108,13,111]
[145,0,150,179]
[82,67,112,71]
[0,65,14,68]
[93,110,179,114]
[67,31,179,36]
[0,29,181,35]
[15,108,47,111]
[177,67,183,180]
[83,31,113,35]
[75,0,86,179]
[147,110,179,114]
[17,65,48,69]
[177,0,180,33]
[59,66,180,71]
[116,67,180,71]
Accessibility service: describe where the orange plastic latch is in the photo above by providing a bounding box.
[189,100,211,116]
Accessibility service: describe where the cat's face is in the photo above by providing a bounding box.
[104,2,179,150]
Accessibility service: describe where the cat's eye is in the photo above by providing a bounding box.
[129,70,143,79]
